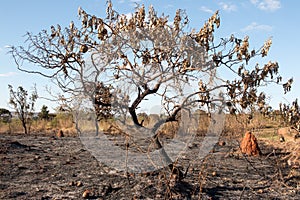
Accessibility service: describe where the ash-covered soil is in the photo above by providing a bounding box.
[0,133,299,199]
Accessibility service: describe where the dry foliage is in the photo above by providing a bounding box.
[9,1,291,126]
[284,142,300,169]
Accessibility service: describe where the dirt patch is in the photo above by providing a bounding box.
[0,133,299,199]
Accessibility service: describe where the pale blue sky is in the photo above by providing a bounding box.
[0,0,299,112]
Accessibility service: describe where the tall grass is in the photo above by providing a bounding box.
[0,112,75,135]
[0,111,282,138]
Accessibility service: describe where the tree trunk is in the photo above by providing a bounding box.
[21,116,28,134]
[152,129,184,180]
[22,121,28,134]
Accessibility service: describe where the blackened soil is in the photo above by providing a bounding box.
[0,133,299,199]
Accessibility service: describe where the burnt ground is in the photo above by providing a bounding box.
[0,133,299,200]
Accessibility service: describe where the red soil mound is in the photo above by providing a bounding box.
[240,131,261,156]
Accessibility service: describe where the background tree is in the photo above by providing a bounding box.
[279,98,300,131]
[0,108,12,123]
[9,1,291,174]
[8,85,38,134]
[38,105,50,120]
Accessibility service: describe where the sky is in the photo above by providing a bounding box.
[0,0,299,113]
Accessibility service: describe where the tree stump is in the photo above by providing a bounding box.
[240,131,261,156]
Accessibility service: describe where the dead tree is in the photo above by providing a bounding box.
[9,1,291,176]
